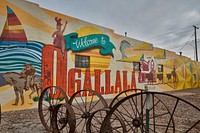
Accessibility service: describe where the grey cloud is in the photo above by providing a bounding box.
[27,0,200,59]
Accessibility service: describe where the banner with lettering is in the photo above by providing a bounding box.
[64,33,116,57]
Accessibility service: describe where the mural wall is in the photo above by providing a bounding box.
[0,0,200,111]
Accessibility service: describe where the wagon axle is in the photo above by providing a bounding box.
[48,105,54,112]
[58,117,68,124]
[132,117,142,128]
[81,112,90,119]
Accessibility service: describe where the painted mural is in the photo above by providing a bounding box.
[0,0,200,112]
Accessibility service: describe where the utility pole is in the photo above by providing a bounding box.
[193,25,199,61]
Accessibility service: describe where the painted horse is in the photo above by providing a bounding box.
[2,72,42,105]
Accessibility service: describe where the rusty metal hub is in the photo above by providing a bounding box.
[132,117,142,128]
[81,112,90,119]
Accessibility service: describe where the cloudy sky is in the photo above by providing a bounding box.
[27,0,200,60]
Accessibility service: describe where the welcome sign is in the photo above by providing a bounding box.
[64,33,116,57]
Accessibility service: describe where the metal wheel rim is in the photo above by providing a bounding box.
[51,103,76,133]
[38,86,68,131]
[100,92,176,133]
[86,107,127,133]
[109,88,145,108]
[68,89,108,133]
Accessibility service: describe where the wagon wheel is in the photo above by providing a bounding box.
[100,92,176,133]
[109,88,145,108]
[51,103,76,133]
[86,89,144,133]
[86,107,126,133]
[38,86,68,132]
[68,89,108,133]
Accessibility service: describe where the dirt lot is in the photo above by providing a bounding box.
[0,88,200,133]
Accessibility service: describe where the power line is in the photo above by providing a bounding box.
[164,39,199,50]
[146,26,194,42]
[157,32,193,45]
[178,34,194,52]
[146,25,200,44]
[149,31,194,46]
[143,25,200,60]
[151,26,200,49]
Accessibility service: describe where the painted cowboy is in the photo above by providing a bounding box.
[21,63,36,91]
[52,17,67,56]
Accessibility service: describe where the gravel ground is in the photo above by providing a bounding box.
[0,88,200,133]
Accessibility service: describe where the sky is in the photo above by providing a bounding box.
[27,0,200,60]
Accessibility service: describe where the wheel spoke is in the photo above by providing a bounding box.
[74,98,85,113]
[91,122,101,131]
[71,103,84,114]
[165,99,179,132]
[88,94,94,111]
[93,115,103,124]
[89,99,101,112]
[38,86,68,132]
[85,94,87,112]
[69,90,107,132]
[185,120,200,133]
[80,119,87,133]
[131,96,141,117]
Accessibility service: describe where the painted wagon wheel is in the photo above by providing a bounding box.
[100,92,177,133]
[51,103,76,133]
[86,107,126,133]
[68,89,108,133]
[109,88,145,108]
[38,86,68,132]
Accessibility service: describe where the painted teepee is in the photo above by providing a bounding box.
[0,6,27,42]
